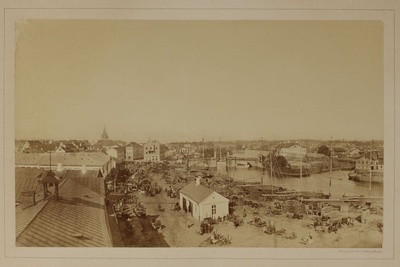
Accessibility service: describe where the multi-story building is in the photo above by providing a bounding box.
[125,142,144,161]
[355,151,384,171]
[144,140,161,162]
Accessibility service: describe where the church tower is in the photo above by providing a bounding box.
[101,125,109,140]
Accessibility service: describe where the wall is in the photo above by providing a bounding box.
[199,192,229,221]
[179,193,201,220]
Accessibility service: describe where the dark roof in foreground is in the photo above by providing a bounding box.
[179,182,215,204]
[16,179,111,247]
[64,170,104,196]
[15,168,43,201]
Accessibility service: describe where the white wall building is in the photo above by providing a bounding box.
[355,151,384,171]
[144,140,161,162]
[277,143,307,159]
[179,179,229,221]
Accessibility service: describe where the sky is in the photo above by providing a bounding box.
[15,20,383,143]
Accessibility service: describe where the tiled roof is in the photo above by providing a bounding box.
[16,179,112,247]
[356,150,384,160]
[15,152,111,167]
[180,182,215,204]
[126,142,143,148]
[15,168,43,201]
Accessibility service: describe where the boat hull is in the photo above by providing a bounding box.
[348,170,383,183]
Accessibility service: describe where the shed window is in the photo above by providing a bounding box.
[211,205,216,215]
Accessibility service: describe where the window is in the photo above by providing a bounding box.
[211,205,216,215]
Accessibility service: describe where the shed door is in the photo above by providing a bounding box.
[188,201,193,216]
[182,198,187,212]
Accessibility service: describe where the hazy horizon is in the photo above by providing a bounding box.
[15,20,383,143]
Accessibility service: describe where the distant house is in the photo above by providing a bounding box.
[355,151,384,171]
[332,147,347,158]
[16,140,52,153]
[178,144,196,155]
[94,126,123,150]
[347,149,361,158]
[179,179,229,221]
[125,142,144,161]
[276,143,307,159]
[55,143,79,153]
[144,140,161,162]
[106,147,125,163]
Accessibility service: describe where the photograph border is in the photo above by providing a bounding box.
[1,1,398,266]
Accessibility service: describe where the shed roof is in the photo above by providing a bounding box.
[180,182,215,204]
[16,179,112,247]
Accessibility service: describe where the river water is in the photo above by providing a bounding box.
[220,168,383,199]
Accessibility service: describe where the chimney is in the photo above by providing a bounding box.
[57,163,63,172]
[195,177,201,186]
[82,164,87,174]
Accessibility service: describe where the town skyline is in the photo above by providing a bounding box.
[15,20,383,143]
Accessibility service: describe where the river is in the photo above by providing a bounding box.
[219,168,383,199]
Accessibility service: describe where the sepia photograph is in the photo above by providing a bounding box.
[13,19,385,248]
[1,1,399,267]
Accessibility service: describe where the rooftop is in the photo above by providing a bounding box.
[15,152,112,167]
[180,182,215,204]
[16,178,111,247]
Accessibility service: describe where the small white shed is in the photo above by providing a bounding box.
[179,179,229,221]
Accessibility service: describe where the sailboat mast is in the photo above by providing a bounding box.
[329,138,332,198]
[299,154,302,193]
[270,147,273,195]
[369,142,372,196]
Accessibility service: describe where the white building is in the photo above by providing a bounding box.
[355,151,384,171]
[144,140,161,162]
[277,143,307,159]
[179,179,229,221]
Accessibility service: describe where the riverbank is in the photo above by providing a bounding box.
[110,167,383,248]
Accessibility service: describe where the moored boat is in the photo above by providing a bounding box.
[348,169,383,183]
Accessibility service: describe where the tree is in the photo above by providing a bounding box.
[275,155,288,169]
[317,145,330,156]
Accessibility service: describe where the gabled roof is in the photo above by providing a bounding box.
[356,150,384,160]
[180,182,215,204]
[126,142,143,148]
[15,152,112,167]
[114,140,127,147]
[276,143,303,149]
[16,179,112,247]
[95,139,117,147]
